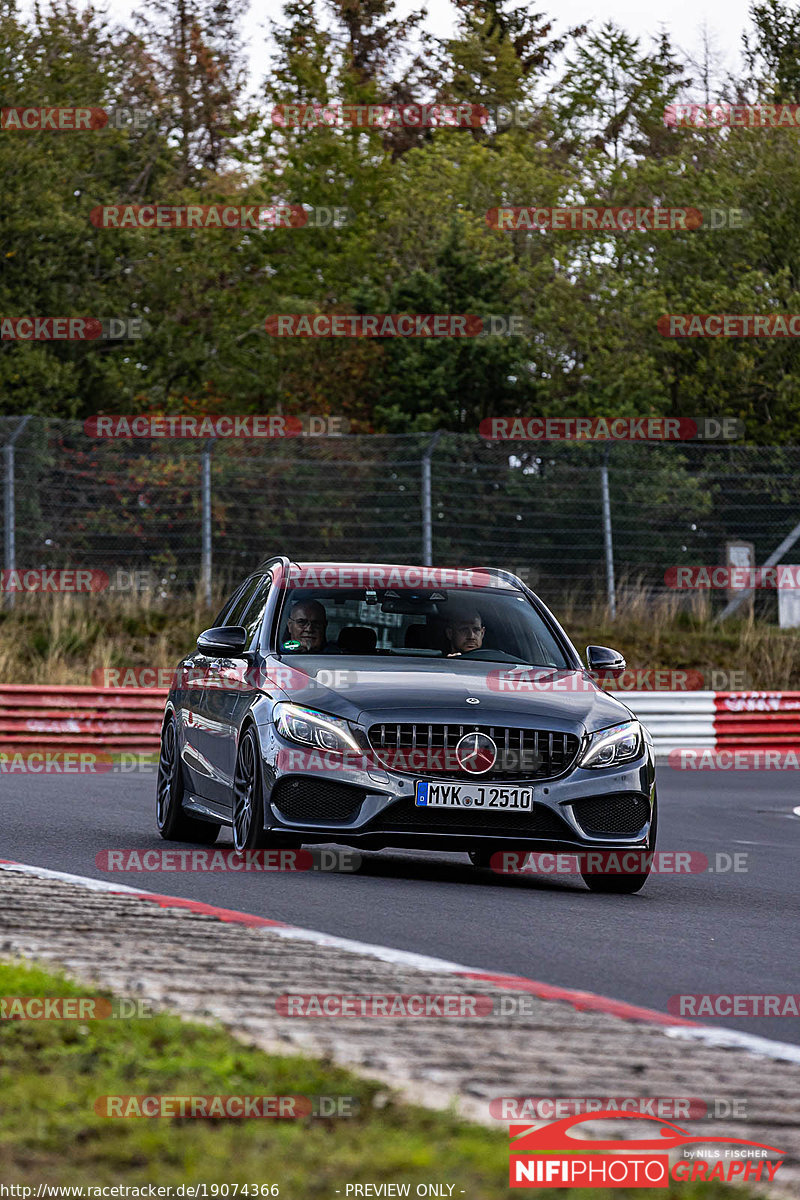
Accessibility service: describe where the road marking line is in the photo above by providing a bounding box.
[0,859,144,893]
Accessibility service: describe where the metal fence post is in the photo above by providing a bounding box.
[201,441,214,608]
[601,445,616,618]
[716,515,800,622]
[421,431,442,566]
[3,415,31,609]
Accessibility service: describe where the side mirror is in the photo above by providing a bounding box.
[586,644,626,676]
[197,626,249,657]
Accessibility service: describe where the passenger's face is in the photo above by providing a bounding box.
[447,616,485,653]
[287,604,326,651]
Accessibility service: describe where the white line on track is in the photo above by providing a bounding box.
[0,860,144,893]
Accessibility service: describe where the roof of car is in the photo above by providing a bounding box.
[255,557,528,591]
[261,559,514,573]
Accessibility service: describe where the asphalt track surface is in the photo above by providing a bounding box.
[2,766,798,1044]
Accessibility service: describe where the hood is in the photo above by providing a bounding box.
[268,657,633,734]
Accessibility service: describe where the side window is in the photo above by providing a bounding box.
[211,587,242,629]
[240,575,272,644]
[223,575,264,628]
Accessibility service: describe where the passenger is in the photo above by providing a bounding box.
[444,609,486,656]
[284,600,338,653]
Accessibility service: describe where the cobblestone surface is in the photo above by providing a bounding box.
[1,866,797,1195]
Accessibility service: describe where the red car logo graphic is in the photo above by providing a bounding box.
[510,1110,784,1155]
[509,1112,785,1189]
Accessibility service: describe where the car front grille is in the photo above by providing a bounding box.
[370,797,572,839]
[270,778,366,824]
[367,723,581,780]
[570,793,651,837]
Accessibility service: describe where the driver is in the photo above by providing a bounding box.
[445,609,485,656]
[285,599,339,653]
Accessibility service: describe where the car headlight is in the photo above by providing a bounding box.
[579,720,642,769]
[273,702,361,753]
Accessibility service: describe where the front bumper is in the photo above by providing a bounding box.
[261,726,657,853]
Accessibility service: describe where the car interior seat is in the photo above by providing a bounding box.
[404,622,449,653]
[337,625,378,653]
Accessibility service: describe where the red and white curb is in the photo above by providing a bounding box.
[3,857,800,1065]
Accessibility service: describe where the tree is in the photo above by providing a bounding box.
[744,0,800,102]
[133,0,248,185]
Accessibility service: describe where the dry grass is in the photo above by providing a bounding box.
[557,576,800,691]
[0,584,798,689]
[0,590,221,687]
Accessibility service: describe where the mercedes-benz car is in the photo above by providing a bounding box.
[156,558,657,893]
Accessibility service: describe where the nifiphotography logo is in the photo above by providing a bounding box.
[508,1112,785,1188]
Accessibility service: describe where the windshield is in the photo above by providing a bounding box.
[275,585,572,668]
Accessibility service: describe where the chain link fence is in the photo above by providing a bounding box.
[2,417,800,617]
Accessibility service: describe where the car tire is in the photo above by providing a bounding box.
[232,726,272,851]
[580,797,657,894]
[157,716,220,844]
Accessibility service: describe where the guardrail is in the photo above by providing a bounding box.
[622,690,800,756]
[0,685,166,754]
[621,691,716,754]
[1,686,799,759]
[714,691,800,747]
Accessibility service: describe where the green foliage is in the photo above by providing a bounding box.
[0,961,507,1188]
[3,0,800,442]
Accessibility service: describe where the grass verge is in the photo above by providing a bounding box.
[0,960,774,1198]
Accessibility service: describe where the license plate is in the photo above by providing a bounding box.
[415,780,533,811]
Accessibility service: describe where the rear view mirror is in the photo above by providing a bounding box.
[586,645,626,676]
[196,626,248,657]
